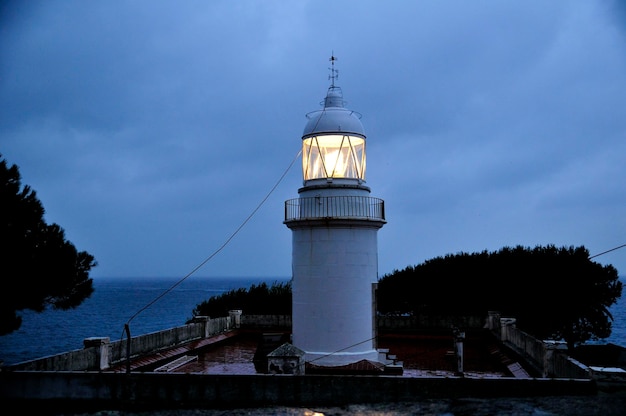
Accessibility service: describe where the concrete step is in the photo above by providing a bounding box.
[155,355,198,372]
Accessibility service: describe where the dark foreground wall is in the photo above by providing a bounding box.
[0,372,596,412]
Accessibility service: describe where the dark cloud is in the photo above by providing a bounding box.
[1,1,624,278]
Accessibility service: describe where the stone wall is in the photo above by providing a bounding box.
[0,371,597,411]
[2,311,602,380]
[377,314,485,331]
[487,312,590,379]
[239,314,487,331]
[5,314,236,372]
[241,314,291,328]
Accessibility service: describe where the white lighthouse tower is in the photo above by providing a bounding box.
[284,56,389,371]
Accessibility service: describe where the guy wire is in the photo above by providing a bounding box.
[124,148,302,328]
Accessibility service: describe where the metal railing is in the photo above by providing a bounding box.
[284,196,385,222]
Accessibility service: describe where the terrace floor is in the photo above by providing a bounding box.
[109,329,534,378]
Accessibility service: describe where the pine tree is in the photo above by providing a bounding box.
[0,154,97,335]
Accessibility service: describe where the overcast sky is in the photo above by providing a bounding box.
[1,1,625,280]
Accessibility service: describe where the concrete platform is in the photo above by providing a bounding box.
[113,329,532,379]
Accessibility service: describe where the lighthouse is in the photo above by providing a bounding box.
[284,56,390,371]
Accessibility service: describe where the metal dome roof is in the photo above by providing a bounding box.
[302,85,365,138]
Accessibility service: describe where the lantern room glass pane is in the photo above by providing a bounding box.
[302,134,366,180]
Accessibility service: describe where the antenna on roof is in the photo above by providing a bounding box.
[328,53,339,87]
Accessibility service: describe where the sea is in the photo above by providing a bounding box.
[0,276,624,367]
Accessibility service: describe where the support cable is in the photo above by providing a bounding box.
[303,243,626,369]
[589,243,626,260]
[306,336,378,365]
[119,148,302,369]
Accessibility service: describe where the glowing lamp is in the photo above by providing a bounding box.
[301,85,366,183]
[302,134,365,180]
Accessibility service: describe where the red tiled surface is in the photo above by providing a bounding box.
[117,329,520,378]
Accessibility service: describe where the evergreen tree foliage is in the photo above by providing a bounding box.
[191,280,292,318]
[190,245,621,348]
[377,245,622,347]
[0,155,97,335]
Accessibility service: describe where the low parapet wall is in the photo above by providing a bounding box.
[5,314,236,372]
[3,311,610,381]
[239,314,488,332]
[0,371,597,412]
[241,314,291,328]
[377,314,485,331]
[487,312,591,379]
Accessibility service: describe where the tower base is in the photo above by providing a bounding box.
[304,349,403,375]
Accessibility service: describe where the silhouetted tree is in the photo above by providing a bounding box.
[0,155,97,335]
[191,280,292,319]
[377,245,622,348]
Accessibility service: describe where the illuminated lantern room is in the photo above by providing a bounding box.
[301,60,366,183]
